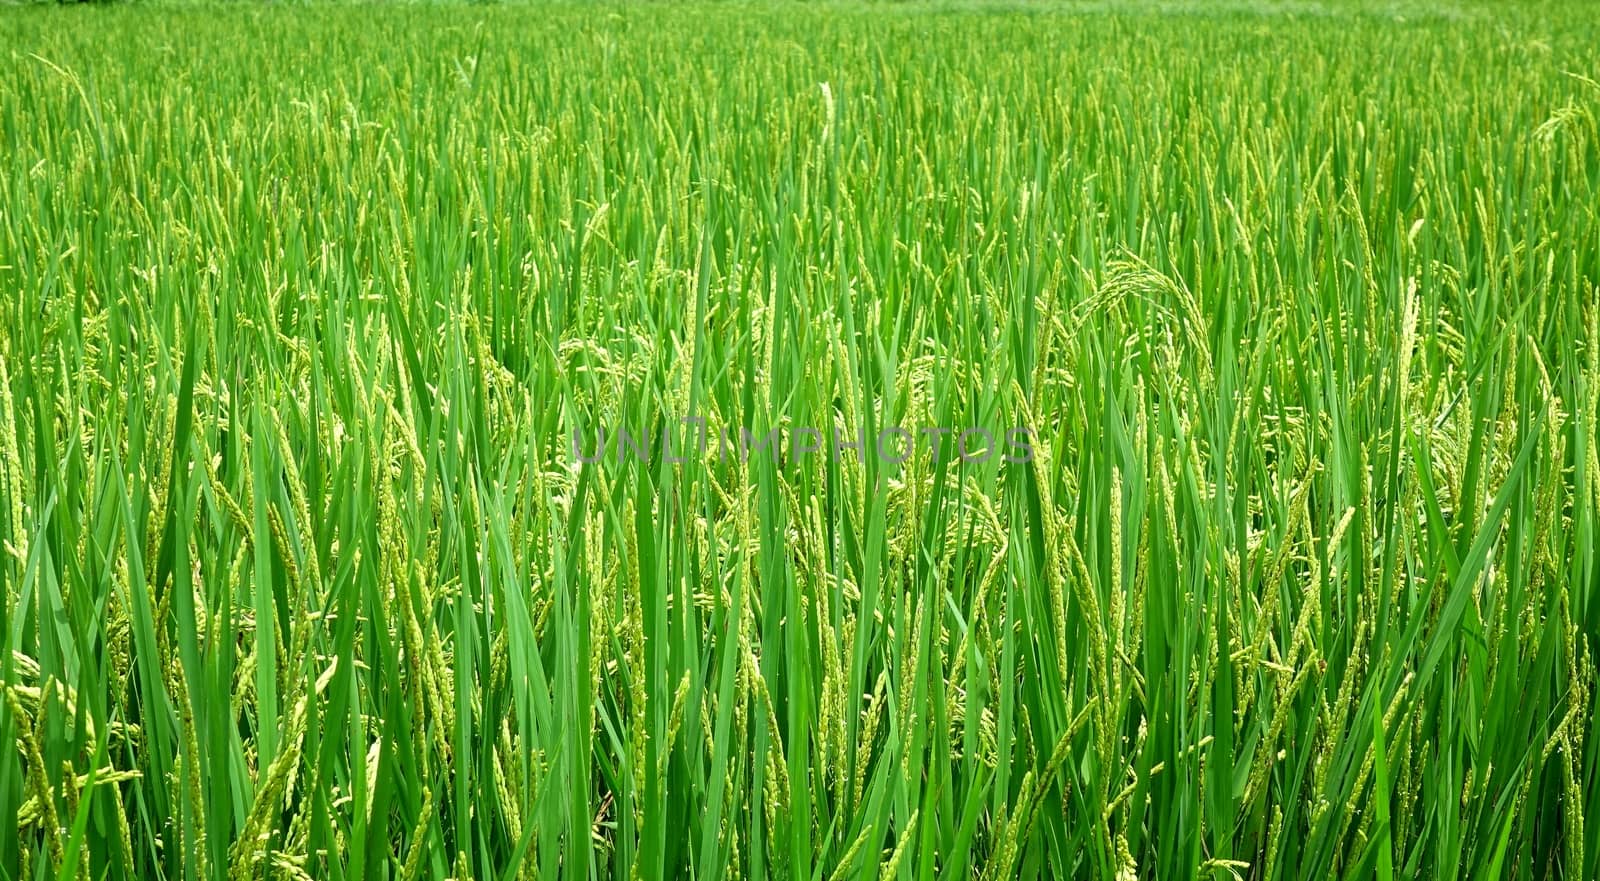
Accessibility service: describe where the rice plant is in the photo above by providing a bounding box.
[0,2,1596,879]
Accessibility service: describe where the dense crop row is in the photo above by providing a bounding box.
[1,3,1598,879]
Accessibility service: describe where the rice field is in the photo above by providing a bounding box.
[1,2,1598,879]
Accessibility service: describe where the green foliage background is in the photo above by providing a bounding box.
[0,2,1597,879]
